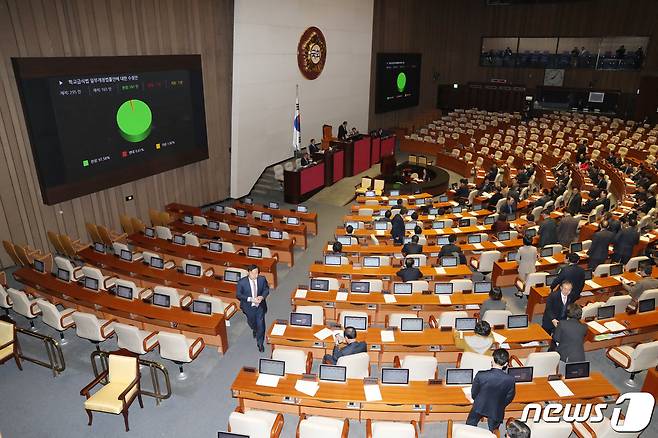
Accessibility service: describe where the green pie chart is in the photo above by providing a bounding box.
[396,72,407,92]
[116,99,152,143]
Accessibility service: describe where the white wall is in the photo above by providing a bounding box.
[230,0,374,198]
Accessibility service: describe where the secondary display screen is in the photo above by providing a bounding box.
[12,55,208,204]
[375,53,421,113]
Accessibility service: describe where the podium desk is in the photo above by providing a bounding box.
[284,161,326,204]
[166,222,294,267]
[231,369,618,424]
[14,267,230,353]
[233,201,318,235]
[126,232,277,286]
[585,309,658,351]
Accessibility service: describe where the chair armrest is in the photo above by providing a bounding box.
[510,355,524,367]
[29,301,42,316]
[102,276,118,290]
[271,413,284,438]
[179,293,193,308]
[572,420,597,438]
[428,315,438,329]
[606,346,632,369]
[393,355,401,368]
[0,339,15,351]
[110,232,129,242]
[305,351,313,374]
[411,420,418,438]
[366,419,373,438]
[118,375,140,401]
[0,271,6,286]
[60,310,76,329]
[224,302,238,320]
[80,370,109,397]
[189,337,205,359]
[73,267,84,279]
[101,319,116,339]
[138,288,153,300]
[341,418,349,438]
[143,331,159,352]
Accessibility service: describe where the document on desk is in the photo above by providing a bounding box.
[435,267,447,275]
[604,321,626,332]
[520,341,541,347]
[364,384,383,402]
[381,330,395,343]
[493,241,505,247]
[381,196,388,201]
[256,374,281,388]
[295,379,319,397]
[453,213,463,218]
[544,257,558,264]
[383,294,397,304]
[477,225,487,231]
[492,331,507,344]
[295,289,307,299]
[427,215,436,220]
[376,230,385,236]
[461,386,474,403]
[586,321,608,334]
[452,227,462,233]
[548,380,574,398]
[438,294,452,305]
[314,328,334,340]
[271,324,287,336]
[580,291,594,297]
[472,243,484,250]
[326,244,333,251]
[585,280,600,289]
[335,292,348,301]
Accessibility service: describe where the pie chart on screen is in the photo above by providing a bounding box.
[116,99,152,142]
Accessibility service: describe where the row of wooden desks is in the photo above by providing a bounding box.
[308,263,472,287]
[267,322,550,364]
[585,309,658,351]
[127,233,278,286]
[231,369,618,424]
[75,247,242,307]
[335,224,493,240]
[232,201,318,235]
[13,267,230,353]
[166,221,295,267]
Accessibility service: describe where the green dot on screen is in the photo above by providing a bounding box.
[396,72,407,92]
[116,99,152,143]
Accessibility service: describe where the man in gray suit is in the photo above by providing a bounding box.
[629,264,658,300]
[538,216,558,248]
[557,212,579,247]
[323,326,367,364]
[552,303,587,363]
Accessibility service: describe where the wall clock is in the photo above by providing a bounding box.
[297,26,327,80]
[544,69,565,87]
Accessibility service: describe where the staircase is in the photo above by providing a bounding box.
[249,166,282,199]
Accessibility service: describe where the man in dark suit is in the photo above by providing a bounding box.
[401,234,423,257]
[566,187,582,216]
[323,326,367,365]
[542,280,573,335]
[396,257,422,282]
[538,216,558,248]
[438,234,463,258]
[552,303,587,363]
[454,182,470,201]
[337,121,348,140]
[557,212,579,247]
[498,196,516,216]
[466,348,516,432]
[308,139,320,154]
[390,207,406,245]
[587,221,615,270]
[236,265,270,352]
[612,219,640,264]
[551,253,586,301]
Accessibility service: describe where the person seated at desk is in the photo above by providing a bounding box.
[323,326,367,365]
[492,214,511,233]
[300,152,313,167]
[532,189,552,208]
[454,181,470,202]
[629,263,658,300]
[349,127,358,137]
[308,138,320,154]
[486,187,503,211]
[516,213,536,237]
[480,288,507,318]
[338,121,348,140]
[506,420,530,438]
[466,348,516,432]
[401,235,423,257]
[498,196,516,217]
[454,320,495,355]
[552,303,586,363]
[396,257,422,281]
[439,234,463,259]
[542,280,573,335]
[331,241,343,255]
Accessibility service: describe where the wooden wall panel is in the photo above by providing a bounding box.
[370,0,658,129]
[0,0,233,268]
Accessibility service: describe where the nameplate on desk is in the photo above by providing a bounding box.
[435,267,447,275]
[585,280,600,289]
[493,241,505,247]
[367,304,377,310]
[370,344,381,351]
[476,225,487,231]
[325,302,335,308]
[335,292,348,301]
[428,345,440,352]
[383,294,397,304]
[295,289,308,299]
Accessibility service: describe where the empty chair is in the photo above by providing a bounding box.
[54,256,83,281]
[451,279,473,293]
[271,348,312,374]
[512,351,560,377]
[113,323,159,356]
[155,226,173,240]
[312,277,340,291]
[294,305,324,325]
[607,340,658,386]
[48,231,68,255]
[625,256,649,272]
[0,282,11,315]
[7,288,41,330]
[604,295,632,315]
[593,263,615,277]
[516,272,548,296]
[581,301,603,320]
[469,251,501,276]
[0,320,22,370]
[184,233,200,247]
[637,288,658,302]
[438,310,468,328]
[36,300,75,344]
[572,415,641,438]
[81,353,143,432]
[358,279,383,292]
[387,312,418,328]
[59,234,87,259]
[297,414,348,438]
[407,280,429,292]
[527,420,573,438]
[447,421,496,438]
[355,177,372,194]
[398,355,437,381]
[336,352,370,379]
[82,266,116,291]
[482,310,512,328]
[192,215,207,226]
[457,352,492,376]
[228,408,284,438]
[366,419,417,438]
[157,332,205,380]
[72,312,115,350]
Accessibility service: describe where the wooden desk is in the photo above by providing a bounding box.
[13,267,230,353]
[585,309,658,351]
[233,201,318,235]
[641,367,658,399]
[167,220,295,267]
[354,193,434,204]
[231,369,618,423]
[308,264,472,288]
[335,225,493,243]
[283,161,325,204]
[89,238,278,288]
[74,247,243,306]
[344,210,493,224]
[492,252,575,288]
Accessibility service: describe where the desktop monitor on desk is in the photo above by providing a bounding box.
[565,361,590,379]
[236,210,247,218]
[498,231,510,241]
[393,283,413,295]
[286,217,300,225]
[507,314,529,329]
[435,283,453,295]
[404,222,416,231]
[467,234,481,244]
[83,276,99,291]
[374,221,388,230]
[144,227,155,238]
[639,298,655,313]
[115,284,133,300]
[310,278,330,291]
[540,247,553,258]
[433,221,446,229]
[400,317,424,332]
[343,316,367,330]
[525,228,537,238]
[207,220,220,230]
[192,300,212,315]
[247,247,263,258]
[445,368,473,385]
[207,241,222,253]
[268,202,279,209]
[120,249,134,261]
[441,256,458,267]
[150,256,165,269]
[570,242,583,253]
[545,274,557,286]
[172,234,186,245]
[381,368,409,385]
[438,195,449,203]
[260,213,273,222]
[584,269,593,280]
[93,242,106,253]
[389,190,400,197]
[609,264,623,276]
[297,205,308,213]
[337,236,353,246]
[184,264,202,277]
[223,270,242,283]
[596,305,615,320]
[259,358,285,376]
[437,236,450,245]
[474,281,492,293]
[269,230,283,240]
[455,317,477,331]
[290,312,313,327]
[236,226,249,235]
[56,268,70,282]
[508,366,534,383]
[351,281,370,293]
[319,365,347,382]
[33,259,45,273]
[324,255,342,266]
[183,215,193,224]
[152,293,171,308]
[363,257,381,268]
[484,216,496,225]
[507,251,518,262]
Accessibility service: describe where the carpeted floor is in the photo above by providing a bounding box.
[0,154,656,438]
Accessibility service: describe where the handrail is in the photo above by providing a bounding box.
[15,327,66,377]
[90,350,172,405]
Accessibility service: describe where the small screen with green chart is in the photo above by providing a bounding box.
[375,53,421,113]
[12,55,208,205]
